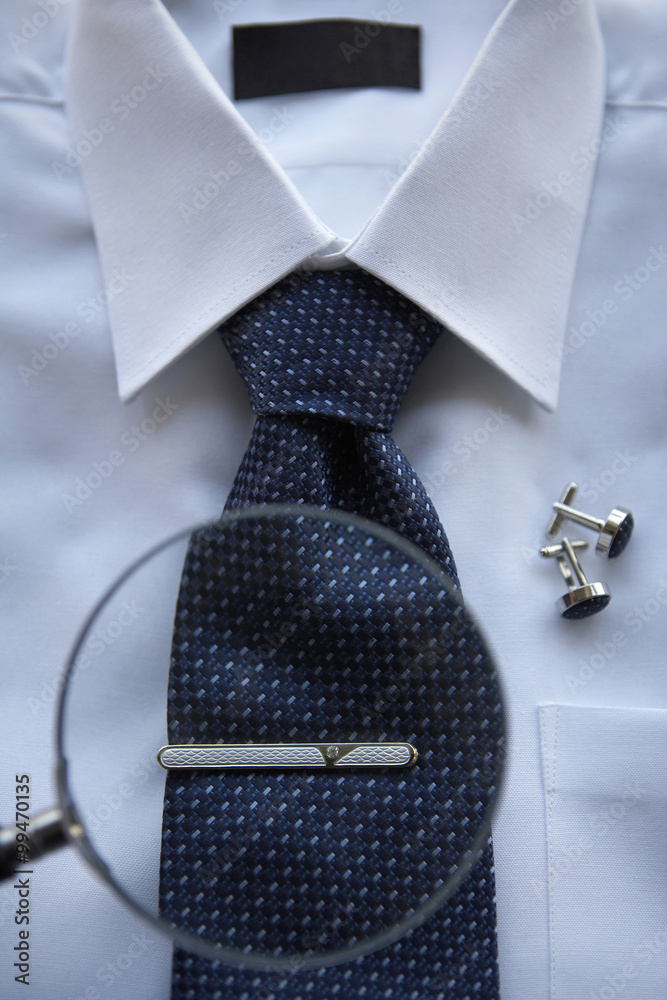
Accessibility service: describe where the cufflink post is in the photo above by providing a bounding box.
[540,537,612,619]
[546,482,634,558]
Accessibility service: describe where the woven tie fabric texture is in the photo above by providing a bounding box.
[221,270,457,583]
[159,269,502,998]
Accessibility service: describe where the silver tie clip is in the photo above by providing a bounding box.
[157,742,418,770]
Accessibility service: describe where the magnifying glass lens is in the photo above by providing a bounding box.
[57,507,504,969]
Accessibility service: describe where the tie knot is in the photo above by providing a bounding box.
[220,269,443,432]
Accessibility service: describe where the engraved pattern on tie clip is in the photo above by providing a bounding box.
[157,742,418,770]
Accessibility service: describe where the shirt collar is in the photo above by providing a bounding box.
[66,0,605,409]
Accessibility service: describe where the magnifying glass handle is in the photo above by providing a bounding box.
[0,807,68,881]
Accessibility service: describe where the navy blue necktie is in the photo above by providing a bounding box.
[159,269,501,998]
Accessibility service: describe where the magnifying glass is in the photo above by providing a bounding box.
[0,506,505,971]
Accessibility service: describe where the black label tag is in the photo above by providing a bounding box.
[233,19,420,100]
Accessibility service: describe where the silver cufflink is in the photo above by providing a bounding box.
[546,482,634,558]
[540,537,612,619]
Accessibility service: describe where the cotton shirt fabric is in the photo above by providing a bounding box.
[0,0,666,997]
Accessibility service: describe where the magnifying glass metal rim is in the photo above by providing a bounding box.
[55,503,507,971]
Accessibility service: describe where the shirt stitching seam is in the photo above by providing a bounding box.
[0,94,64,105]
[5,96,667,111]
[606,99,667,110]
[543,705,560,1000]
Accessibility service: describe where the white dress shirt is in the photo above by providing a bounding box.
[1,0,666,997]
